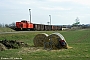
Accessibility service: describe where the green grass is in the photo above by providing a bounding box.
[0,29,90,60]
[0,27,15,32]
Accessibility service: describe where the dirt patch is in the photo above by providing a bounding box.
[0,43,6,51]
[0,39,29,51]
[18,47,43,54]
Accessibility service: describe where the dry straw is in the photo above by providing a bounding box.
[0,43,6,51]
[33,33,48,47]
[44,33,68,49]
[33,33,72,50]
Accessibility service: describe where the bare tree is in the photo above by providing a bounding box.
[0,23,2,27]
[9,22,16,29]
[72,17,80,26]
[5,24,9,27]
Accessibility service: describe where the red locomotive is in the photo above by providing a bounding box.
[15,20,62,31]
[16,20,33,31]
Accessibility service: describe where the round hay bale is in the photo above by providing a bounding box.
[0,43,6,51]
[33,33,48,47]
[45,33,68,50]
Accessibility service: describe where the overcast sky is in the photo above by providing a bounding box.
[0,0,90,25]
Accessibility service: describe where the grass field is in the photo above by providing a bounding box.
[0,27,15,32]
[0,29,90,60]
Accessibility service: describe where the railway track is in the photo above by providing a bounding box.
[0,31,48,34]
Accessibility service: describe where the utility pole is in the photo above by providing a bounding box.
[29,9,31,23]
[49,15,51,25]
